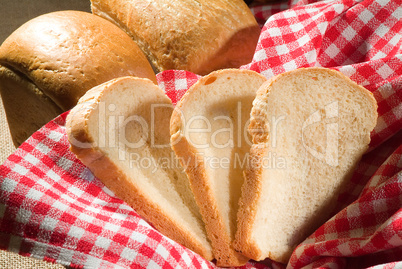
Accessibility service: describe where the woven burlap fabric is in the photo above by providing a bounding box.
[0,249,66,269]
[0,98,16,165]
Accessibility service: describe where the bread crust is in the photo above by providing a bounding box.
[0,66,63,146]
[0,11,156,110]
[66,77,213,261]
[233,74,278,261]
[171,132,248,266]
[233,145,266,260]
[170,69,266,266]
[90,0,260,75]
[234,67,378,263]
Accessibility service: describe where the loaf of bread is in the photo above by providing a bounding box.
[66,76,213,261]
[234,67,378,263]
[90,0,260,75]
[170,69,267,266]
[0,11,156,146]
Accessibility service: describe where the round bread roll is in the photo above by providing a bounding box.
[0,10,156,146]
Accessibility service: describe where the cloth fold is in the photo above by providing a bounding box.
[0,0,401,268]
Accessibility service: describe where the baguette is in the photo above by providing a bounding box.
[170,69,267,266]
[234,67,378,263]
[0,11,156,146]
[90,0,260,75]
[66,76,213,261]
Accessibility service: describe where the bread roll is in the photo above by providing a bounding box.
[90,0,260,75]
[170,69,267,266]
[0,11,156,146]
[66,76,213,261]
[234,67,378,263]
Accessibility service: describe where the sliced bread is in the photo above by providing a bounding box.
[66,76,213,261]
[234,67,378,263]
[170,69,267,266]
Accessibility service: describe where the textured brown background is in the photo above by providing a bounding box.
[0,0,91,267]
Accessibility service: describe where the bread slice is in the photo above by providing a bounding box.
[234,67,378,263]
[170,69,267,266]
[66,76,213,261]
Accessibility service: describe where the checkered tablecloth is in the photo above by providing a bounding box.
[0,0,401,268]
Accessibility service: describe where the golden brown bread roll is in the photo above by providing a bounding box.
[0,10,156,146]
[90,0,261,75]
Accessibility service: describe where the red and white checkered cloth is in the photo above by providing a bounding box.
[1,0,401,268]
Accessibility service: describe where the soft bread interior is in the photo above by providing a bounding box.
[171,69,267,266]
[236,68,378,263]
[67,77,212,260]
[176,75,257,238]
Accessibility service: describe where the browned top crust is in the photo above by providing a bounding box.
[0,10,156,111]
[91,0,260,75]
